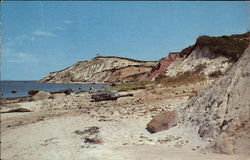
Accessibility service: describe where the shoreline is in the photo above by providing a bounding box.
[1,80,112,85]
[2,83,249,159]
[0,81,111,100]
[36,80,113,85]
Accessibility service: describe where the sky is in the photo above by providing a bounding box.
[1,1,249,80]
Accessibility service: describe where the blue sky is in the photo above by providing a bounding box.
[1,1,249,80]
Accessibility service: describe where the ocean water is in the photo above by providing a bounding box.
[0,81,110,98]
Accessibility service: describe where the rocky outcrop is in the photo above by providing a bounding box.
[39,56,157,83]
[177,45,250,154]
[28,89,39,96]
[32,91,51,101]
[138,53,181,81]
[146,111,178,133]
[164,47,233,81]
[163,32,250,81]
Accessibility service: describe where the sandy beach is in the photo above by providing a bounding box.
[1,84,249,160]
[2,2,249,159]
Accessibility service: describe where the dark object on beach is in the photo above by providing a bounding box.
[11,90,17,93]
[84,137,102,144]
[89,87,96,94]
[28,89,39,95]
[1,108,31,113]
[51,88,73,95]
[146,111,178,133]
[91,91,133,102]
[131,86,146,90]
[0,97,32,104]
[110,83,116,86]
[74,126,100,135]
[75,90,88,94]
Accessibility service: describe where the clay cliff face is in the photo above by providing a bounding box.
[177,46,250,154]
[39,56,157,83]
[40,32,249,84]
[137,53,181,81]
[163,32,250,81]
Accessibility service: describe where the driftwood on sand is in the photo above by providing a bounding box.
[51,88,73,95]
[91,91,133,102]
[1,108,31,114]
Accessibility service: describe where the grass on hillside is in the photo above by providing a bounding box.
[107,32,249,91]
[155,71,206,87]
[107,70,207,92]
[179,32,250,61]
[195,35,249,61]
[106,81,155,92]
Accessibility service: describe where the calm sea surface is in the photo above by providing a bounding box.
[0,81,110,98]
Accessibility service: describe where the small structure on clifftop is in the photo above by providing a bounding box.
[96,53,101,57]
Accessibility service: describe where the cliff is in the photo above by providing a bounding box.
[40,32,249,84]
[137,53,181,81]
[39,56,158,83]
[177,45,250,154]
[159,32,250,82]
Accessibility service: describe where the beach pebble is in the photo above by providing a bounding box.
[32,91,51,101]
[52,93,66,99]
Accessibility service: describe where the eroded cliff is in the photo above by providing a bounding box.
[177,46,250,154]
[39,56,157,83]
[162,32,250,82]
[40,32,249,84]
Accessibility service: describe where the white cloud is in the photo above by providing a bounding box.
[3,50,39,63]
[6,34,28,47]
[15,34,28,40]
[55,26,64,31]
[62,20,73,24]
[33,31,55,37]
[53,20,73,31]
[11,53,38,63]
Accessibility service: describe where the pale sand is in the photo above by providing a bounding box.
[1,84,249,160]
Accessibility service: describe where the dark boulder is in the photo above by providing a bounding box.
[51,88,73,95]
[28,89,39,95]
[110,83,116,86]
[11,90,17,93]
[91,91,133,102]
[146,111,178,133]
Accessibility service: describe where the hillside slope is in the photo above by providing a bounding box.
[40,32,249,84]
[39,56,157,83]
[177,45,250,154]
[137,53,181,81]
[162,32,250,82]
